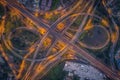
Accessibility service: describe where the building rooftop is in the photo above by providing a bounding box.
[64,61,106,80]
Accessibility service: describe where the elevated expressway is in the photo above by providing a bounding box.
[102,0,120,71]
[0,0,120,80]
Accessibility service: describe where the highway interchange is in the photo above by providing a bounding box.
[0,0,120,80]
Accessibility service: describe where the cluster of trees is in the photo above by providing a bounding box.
[42,62,67,80]
[0,3,5,19]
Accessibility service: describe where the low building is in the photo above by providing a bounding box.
[63,61,106,80]
[115,50,120,70]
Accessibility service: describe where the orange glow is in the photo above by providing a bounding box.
[54,11,59,15]
[0,1,6,6]
[17,47,35,78]
[102,0,106,6]
[48,56,56,62]
[29,48,35,53]
[25,18,34,26]
[111,32,117,42]
[38,28,46,35]
[88,6,93,12]
[57,22,65,31]
[34,12,39,17]
[10,10,18,17]
[0,20,5,35]
[108,8,112,14]
[17,61,25,78]
[51,48,57,52]
[101,19,109,26]
[44,12,53,19]
[56,41,66,49]
[50,57,56,62]
[84,19,93,30]
[43,37,51,47]
[84,25,93,30]
[72,14,78,17]
[67,54,74,59]
[36,65,45,72]
[47,55,54,60]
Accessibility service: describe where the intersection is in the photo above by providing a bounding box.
[0,0,120,80]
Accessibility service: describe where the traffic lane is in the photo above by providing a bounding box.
[6,0,49,29]
[50,30,120,80]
